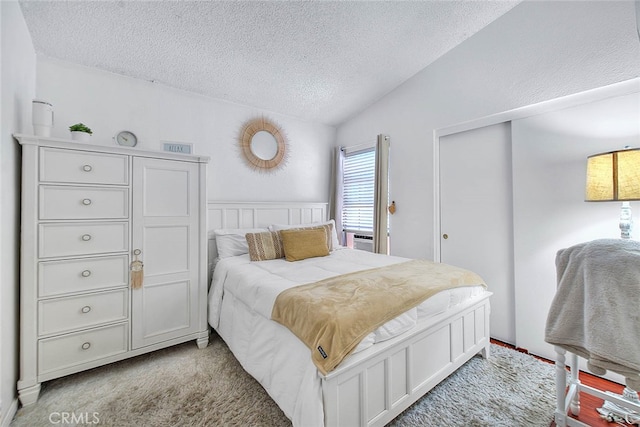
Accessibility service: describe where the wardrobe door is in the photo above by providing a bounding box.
[131,157,200,348]
[439,122,515,344]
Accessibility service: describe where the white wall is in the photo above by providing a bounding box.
[36,58,336,203]
[336,0,640,259]
[0,1,36,424]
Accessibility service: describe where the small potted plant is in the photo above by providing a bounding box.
[69,123,92,142]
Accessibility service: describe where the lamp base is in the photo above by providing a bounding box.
[620,202,633,239]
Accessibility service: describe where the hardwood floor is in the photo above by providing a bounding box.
[490,339,629,427]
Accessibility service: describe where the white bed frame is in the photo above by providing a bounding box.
[553,348,640,427]
[208,201,492,426]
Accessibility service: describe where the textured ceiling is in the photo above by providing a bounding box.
[19,0,520,126]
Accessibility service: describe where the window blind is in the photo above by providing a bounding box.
[342,148,375,233]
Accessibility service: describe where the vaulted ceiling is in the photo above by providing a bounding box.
[19,0,521,126]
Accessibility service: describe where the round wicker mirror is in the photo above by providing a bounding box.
[239,117,288,171]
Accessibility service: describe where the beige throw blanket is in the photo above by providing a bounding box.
[271,259,486,375]
[545,239,640,390]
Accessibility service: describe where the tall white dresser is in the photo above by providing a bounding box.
[14,135,210,405]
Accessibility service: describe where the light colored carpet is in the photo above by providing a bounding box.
[11,334,556,426]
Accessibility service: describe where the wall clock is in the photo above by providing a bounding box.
[115,130,137,147]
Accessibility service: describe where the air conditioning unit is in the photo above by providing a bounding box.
[353,234,374,253]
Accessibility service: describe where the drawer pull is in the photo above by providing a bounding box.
[81,269,92,277]
[81,306,92,314]
[82,198,92,206]
[82,164,93,172]
[81,234,92,241]
[81,342,91,350]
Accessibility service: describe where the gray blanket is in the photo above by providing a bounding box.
[545,239,640,390]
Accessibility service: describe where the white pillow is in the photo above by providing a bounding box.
[214,228,269,259]
[269,219,341,251]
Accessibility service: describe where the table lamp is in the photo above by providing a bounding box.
[585,148,640,238]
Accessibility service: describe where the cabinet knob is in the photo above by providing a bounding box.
[81,270,91,277]
[81,306,91,314]
[442,234,449,240]
[82,165,93,172]
[81,234,92,241]
[81,342,91,350]
[82,198,92,206]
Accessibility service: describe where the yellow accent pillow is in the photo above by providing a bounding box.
[280,228,330,262]
[270,222,337,251]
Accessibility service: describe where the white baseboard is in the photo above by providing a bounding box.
[1,398,18,427]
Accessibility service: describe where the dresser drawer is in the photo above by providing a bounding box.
[39,222,128,258]
[39,255,129,297]
[39,289,128,336]
[40,148,129,185]
[40,186,129,220]
[38,323,128,375]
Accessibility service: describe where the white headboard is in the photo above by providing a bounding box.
[207,201,328,277]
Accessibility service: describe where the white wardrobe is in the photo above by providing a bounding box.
[437,84,640,362]
[15,135,210,405]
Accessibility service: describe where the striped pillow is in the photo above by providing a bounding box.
[245,231,285,261]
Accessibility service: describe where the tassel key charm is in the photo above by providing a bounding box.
[130,249,144,289]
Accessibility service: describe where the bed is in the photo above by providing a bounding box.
[207,202,492,427]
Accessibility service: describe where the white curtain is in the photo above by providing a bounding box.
[331,146,346,245]
[373,135,390,254]
[636,0,640,40]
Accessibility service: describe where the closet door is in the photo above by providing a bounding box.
[131,158,200,349]
[439,122,515,344]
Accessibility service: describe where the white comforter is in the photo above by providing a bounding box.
[209,248,406,328]
[208,248,485,426]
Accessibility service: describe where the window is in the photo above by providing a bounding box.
[342,147,375,234]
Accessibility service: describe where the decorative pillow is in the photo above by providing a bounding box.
[269,219,341,251]
[290,224,332,252]
[214,228,268,259]
[245,231,285,261]
[280,228,330,262]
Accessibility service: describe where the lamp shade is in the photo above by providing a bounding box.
[585,148,640,201]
